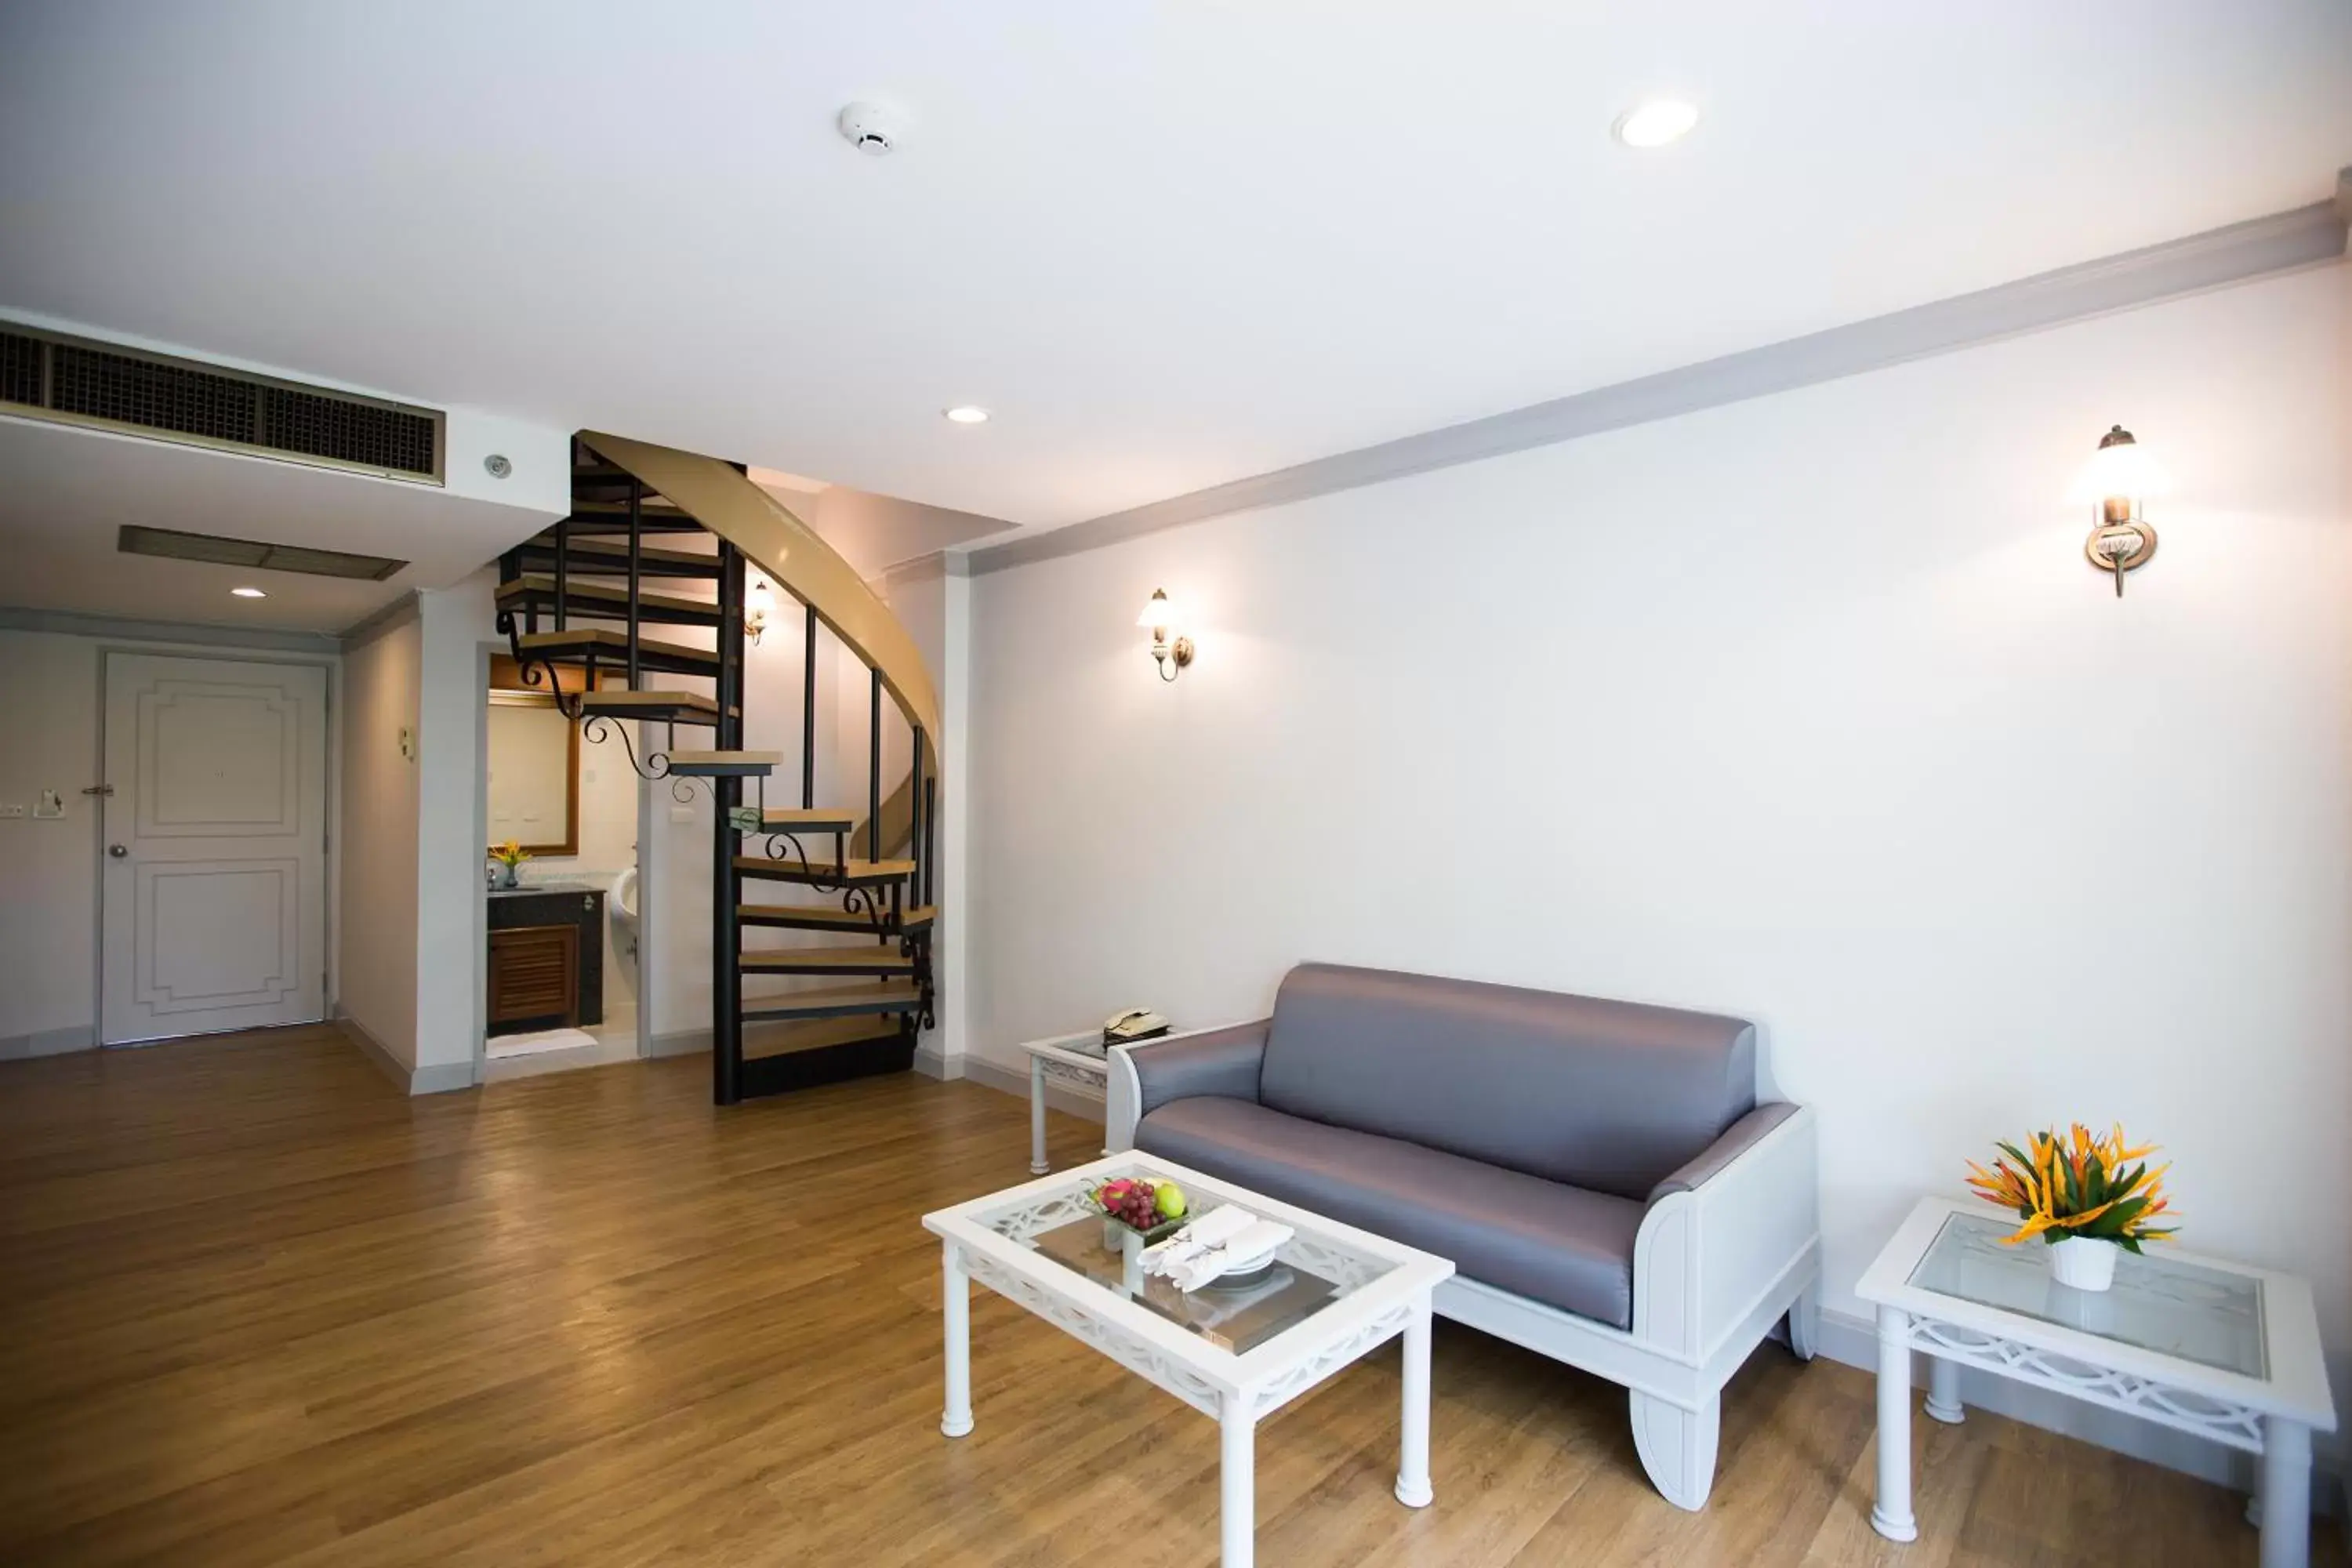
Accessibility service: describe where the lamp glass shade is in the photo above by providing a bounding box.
[2070,431,2169,507]
[1136,590,1178,630]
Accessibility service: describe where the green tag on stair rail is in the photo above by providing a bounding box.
[725,805,761,833]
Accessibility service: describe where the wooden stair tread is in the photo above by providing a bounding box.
[566,494,691,520]
[579,691,718,716]
[761,807,856,832]
[739,981,922,1023]
[741,1016,904,1061]
[733,856,916,886]
[741,948,916,972]
[497,575,718,620]
[524,535,720,572]
[514,628,720,672]
[669,750,781,775]
[736,902,935,933]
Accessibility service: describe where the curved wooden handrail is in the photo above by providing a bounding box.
[579,431,942,762]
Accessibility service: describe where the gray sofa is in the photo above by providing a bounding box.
[1105,962,1820,1510]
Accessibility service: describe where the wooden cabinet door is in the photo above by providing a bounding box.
[488,925,579,1027]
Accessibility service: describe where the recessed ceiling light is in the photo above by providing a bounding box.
[231,586,267,598]
[1613,100,1700,149]
[943,405,991,425]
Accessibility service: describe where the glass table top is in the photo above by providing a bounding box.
[972,1164,1400,1356]
[1907,1212,2267,1379]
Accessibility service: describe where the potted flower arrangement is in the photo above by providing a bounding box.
[488,840,532,890]
[1965,1123,2176,1292]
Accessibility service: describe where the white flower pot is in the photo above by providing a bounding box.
[2047,1236,2118,1292]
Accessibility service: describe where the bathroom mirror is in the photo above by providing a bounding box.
[486,688,579,857]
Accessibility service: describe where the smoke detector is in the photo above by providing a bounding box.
[837,102,909,156]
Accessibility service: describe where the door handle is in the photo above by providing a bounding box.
[108,843,128,858]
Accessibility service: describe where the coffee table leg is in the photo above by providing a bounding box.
[1028,1057,1050,1174]
[1396,1299,1434,1508]
[2260,1417,2311,1568]
[1924,1353,1964,1425]
[941,1241,974,1438]
[1871,1306,1918,1542]
[1221,1396,1257,1567]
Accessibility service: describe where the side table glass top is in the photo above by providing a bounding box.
[971,1164,1399,1355]
[1907,1212,2265,1378]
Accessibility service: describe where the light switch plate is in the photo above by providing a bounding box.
[670,804,695,823]
[0,803,24,819]
[32,789,65,819]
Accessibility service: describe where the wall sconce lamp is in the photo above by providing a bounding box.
[2083,425,2157,598]
[745,574,772,644]
[1136,588,1193,682]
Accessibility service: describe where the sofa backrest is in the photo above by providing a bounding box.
[1256,963,1759,1201]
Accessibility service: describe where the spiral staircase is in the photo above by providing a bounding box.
[493,433,940,1105]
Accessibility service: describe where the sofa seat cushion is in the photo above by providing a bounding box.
[1136,1095,1643,1330]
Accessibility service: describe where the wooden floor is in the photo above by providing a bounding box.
[0,1025,2326,1567]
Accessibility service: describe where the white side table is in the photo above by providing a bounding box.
[1018,1030,1120,1174]
[1857,1196,2337,1568]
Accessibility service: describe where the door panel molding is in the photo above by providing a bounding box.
[102,653,328,1045]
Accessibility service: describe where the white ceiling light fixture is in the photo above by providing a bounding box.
[230,586,267,598]
[1613,99,1700,149]
[942,405,991,425]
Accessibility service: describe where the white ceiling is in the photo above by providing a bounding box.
[0,418,555,632]
[2,2,2347,535]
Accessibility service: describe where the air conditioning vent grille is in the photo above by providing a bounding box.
[267,384,438,476]
[53,342,259,445]
[0,332,38,405]
[0,323,442,484]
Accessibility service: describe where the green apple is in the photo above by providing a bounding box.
[1152,1180,1188,1220]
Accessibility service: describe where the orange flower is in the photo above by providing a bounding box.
[1968,1124,2177,1251]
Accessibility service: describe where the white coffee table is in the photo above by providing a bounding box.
[1858,1196,2336,1568]
[922,1152,1456,1568]
[1018,1029,1118,1174]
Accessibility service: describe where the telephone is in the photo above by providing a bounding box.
[1103,1008,1171,1046]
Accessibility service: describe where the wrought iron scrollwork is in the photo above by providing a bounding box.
[499,607,583,718]
[582,714,672,782]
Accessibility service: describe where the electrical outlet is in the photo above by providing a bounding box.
[399,726,416,761]
[0,803,24,819]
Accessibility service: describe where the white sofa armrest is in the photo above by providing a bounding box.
[1630,1103,1820,1371]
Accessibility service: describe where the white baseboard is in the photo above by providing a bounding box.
[912,1042,963,1080]
[1813,1306,2342,1512]
[644,1029,710,1058]
[0,1023,96,1060]
[960,1051,1107,1120]
[336,1014,476,1096]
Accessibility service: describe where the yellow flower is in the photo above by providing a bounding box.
[1969,1123,2176,1249]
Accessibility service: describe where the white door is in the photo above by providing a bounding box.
[101,653,328,1044]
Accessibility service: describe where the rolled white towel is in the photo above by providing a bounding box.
[1142,1205,1258,1275]
[1162,1218,1294,1293]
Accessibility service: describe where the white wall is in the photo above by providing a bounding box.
[338,611,421,1066]
[882,559,971,1069]
[0,625,343,1057]
[408,585,490,1075]
[968,264,2352,1379]
[0,630,103,1051]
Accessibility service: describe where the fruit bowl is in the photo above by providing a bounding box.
[1087,1176,1189,1247]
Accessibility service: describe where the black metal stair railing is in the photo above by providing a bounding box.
[492,437,938,1103]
